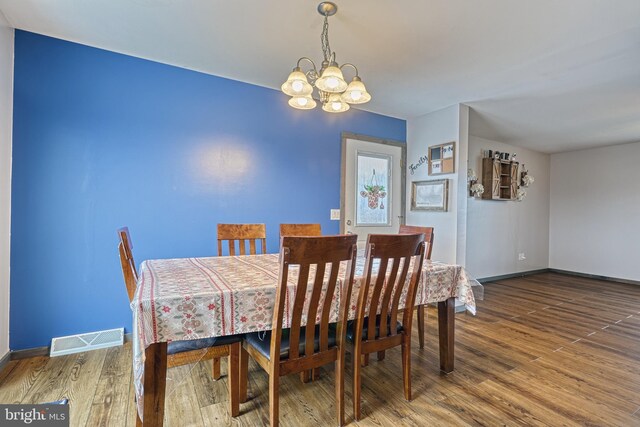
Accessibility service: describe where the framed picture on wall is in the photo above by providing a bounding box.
[411,179,449,211]
[428,141,456,175]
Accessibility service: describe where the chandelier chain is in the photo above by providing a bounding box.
[321,14,332,63]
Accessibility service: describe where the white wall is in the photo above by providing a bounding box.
[406,104,469,264]
[466,136,550,279]
[550,142,640,281]
[0,11,14,359]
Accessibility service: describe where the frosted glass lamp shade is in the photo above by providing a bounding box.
[281,68,313,96]
[288,95,317,110]
[341,77,371,104]
[315,66,348,93]
[322,93,350,113]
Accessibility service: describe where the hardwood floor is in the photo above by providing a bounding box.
[1,272,639,426]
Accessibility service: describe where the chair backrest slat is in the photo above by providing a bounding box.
[378,258,401,338]
[366,258,389,341]
[217,224,266,256]
[399,225,434,260]
[288,263,310,360]
[304,262,326,358]
[117,227,138,303]
[389,259,412,331]
[355,234,426,343]
[279,223,322,239]
[271,235,357,368]
[319,262,340,352]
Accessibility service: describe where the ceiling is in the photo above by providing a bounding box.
[0,0,638,153]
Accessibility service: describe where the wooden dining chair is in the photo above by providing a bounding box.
[117,227,243,416]
[279,223,322,239]
[399,224,434,350]
[217,223,267,256]
[215,223,266,379]
[241,235,358,426]
[280,224,323,383]
[346,233,426,420]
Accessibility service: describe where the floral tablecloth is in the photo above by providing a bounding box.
[131,254,482,419]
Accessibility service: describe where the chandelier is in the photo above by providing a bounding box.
[281,2,371,113]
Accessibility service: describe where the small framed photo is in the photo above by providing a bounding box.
[429,141,456,175]
[411,179,449,211]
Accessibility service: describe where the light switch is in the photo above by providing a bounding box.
[330,209,340,220]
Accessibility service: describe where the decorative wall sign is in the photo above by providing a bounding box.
[428,142,456,175]
[408,154,428,175]
[356,152,391,225]
[411,179,449,211]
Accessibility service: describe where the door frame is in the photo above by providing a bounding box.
[340,132,407,234]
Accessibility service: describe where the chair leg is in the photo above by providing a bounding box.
[312,368,321,380]
[417,305,425,349]
[401,338,412,401]
[335,356,345,426]
[353,350,362,421]
[212,357,221,380]
[269,374,280,427]
[362,353,369,367]
[239,346,249,403]
[228,343,240,417]
[377,351,385,361]
[300,370,311,383]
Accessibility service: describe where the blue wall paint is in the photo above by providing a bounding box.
[10,31,405,350]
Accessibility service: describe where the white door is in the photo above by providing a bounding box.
[341,136,405,249]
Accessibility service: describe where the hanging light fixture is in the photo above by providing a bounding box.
[281,2,371,113]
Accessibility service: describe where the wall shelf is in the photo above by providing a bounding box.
[481,158,519,201]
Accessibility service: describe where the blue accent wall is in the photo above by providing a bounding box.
[10,31,405,350]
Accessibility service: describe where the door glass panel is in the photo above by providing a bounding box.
[356,152,391,226]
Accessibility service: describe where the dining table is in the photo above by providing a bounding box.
[131,253,483,425]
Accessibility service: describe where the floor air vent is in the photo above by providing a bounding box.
[50,327,124,357]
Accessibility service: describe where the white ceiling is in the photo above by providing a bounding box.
[0,0,638,153]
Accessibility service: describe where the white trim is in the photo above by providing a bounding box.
[0,16,14,358]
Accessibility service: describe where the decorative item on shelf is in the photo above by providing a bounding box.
[521,165,535,187]
[516,188,527,201]
[467,168,485,197]
[281,2,371,113]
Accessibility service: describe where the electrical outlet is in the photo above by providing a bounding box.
[330,209,340,220]
[518,252,526,261]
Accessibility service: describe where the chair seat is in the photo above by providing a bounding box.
[345,315,403,342]
[246,325,336,361]
[167,334,243,355]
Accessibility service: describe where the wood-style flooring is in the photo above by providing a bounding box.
[0,272,639,426]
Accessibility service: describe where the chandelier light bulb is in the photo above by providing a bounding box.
[315,66,347,93]
[322,93,350,113]
[291,80,304,93]
[288,95,317,110]
[281,68,313,96]
[326,77,339,90]
[341,76,371,105]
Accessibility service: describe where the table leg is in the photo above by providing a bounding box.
[438,297,455,373]
[142,342,167,426]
